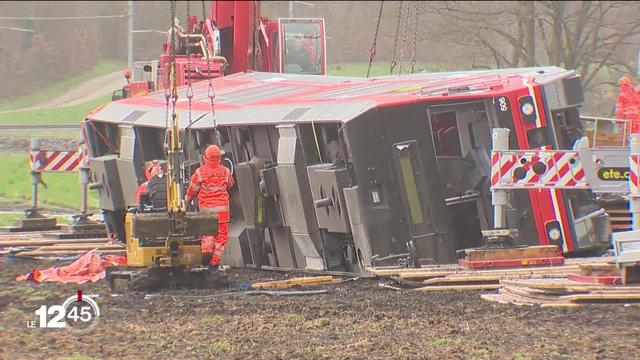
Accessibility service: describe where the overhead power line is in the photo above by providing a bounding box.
[0,15,127,20]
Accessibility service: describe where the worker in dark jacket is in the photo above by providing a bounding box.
[186,145,234,268]
[136,161,163,205]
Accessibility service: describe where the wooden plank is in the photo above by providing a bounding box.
[562,293,640,302]
[413,284,501,292]
[0,238,111,247]
[37,244,123,251]
[609,216,632,222]
[395,265,580,279]
[15,249,126,257]
[422,275,500,285]
[539,302,581,308]
[578,262,618,275]
[568,274,622,285]
[251,276,336,289]
[497,289,544,306]
[460,256,565,269]
[604,209,630,214]
[481,293,510,304]
[366,266,459,277]
[500,278,640,293]
[501,286,566,302]
[465,245,561,262]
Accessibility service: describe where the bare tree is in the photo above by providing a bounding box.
[425,1,640,95]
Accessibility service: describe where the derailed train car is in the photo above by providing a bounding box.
[83,67,610,273]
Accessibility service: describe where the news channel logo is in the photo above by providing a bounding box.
[26,290,100,334]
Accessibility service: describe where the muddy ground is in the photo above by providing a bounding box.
[0,257,638,360]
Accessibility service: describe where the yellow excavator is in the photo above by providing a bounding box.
[106,106,225,291]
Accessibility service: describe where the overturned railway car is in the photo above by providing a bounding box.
[83,68,610,273]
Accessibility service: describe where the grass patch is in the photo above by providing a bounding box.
[312,317,330,327]
[0,153,99,210]
[25,295,48,304]
[286,313,305,322]
[59,355,101,360]
[513,355,533,360]
[0,213,73,227]
[202,315,225,325]
[209,340,231,354]
[150,335,163,342]
[429,336,463,347]
[6,306,25,317]
[326,61,459,78]
[0,60,124,112]
[0,95,111,126]
[471,347,491,358]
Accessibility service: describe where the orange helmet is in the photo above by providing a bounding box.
[205,145,221,161]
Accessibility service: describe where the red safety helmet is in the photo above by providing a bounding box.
[205,145,221,161]
[145,161,162,180]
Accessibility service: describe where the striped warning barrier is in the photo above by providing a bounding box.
[630,154,640,195]
[491,149,589,189]
[29,143,89,173]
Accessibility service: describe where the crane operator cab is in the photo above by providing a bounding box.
[278,18,326,75]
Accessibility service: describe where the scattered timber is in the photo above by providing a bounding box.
[251,276,338,289]
[14,249,126,257]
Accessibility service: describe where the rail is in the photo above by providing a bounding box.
[0,124,80,130]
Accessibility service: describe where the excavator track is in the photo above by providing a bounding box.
[106,265,228,293]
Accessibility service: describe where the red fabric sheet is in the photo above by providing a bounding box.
[16,251,127,284]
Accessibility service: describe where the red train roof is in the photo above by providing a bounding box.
[89,67,576,129]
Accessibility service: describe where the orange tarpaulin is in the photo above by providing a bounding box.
[16,252,127,284]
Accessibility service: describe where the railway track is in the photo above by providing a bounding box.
[0,124,80,131]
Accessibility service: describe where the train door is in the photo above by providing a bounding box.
[426,101,492,250]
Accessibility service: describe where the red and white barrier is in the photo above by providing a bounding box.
[29,143,89,173]
[491,149,588,190]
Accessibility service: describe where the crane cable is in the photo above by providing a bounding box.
[202,0,218,143]
[389,0,403,75]
[168,0,178,130]
[397,1,411,75]
[366,1,385,78]
[183,0,194,187]
[410,1,419,74]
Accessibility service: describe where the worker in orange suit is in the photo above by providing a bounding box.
[186,145,234,268]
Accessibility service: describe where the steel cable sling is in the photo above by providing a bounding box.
[366,1,385,78]
[389,0,403,75]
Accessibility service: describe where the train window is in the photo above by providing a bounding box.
[297,124,321,164]
[87,122,120,156]
[281,21,322,75]
[136,127,165,162]
[430,111,462,157]
[527,127,552,149]
[392,140,431,237]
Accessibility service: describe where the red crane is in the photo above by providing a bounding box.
[114,0,326,100]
